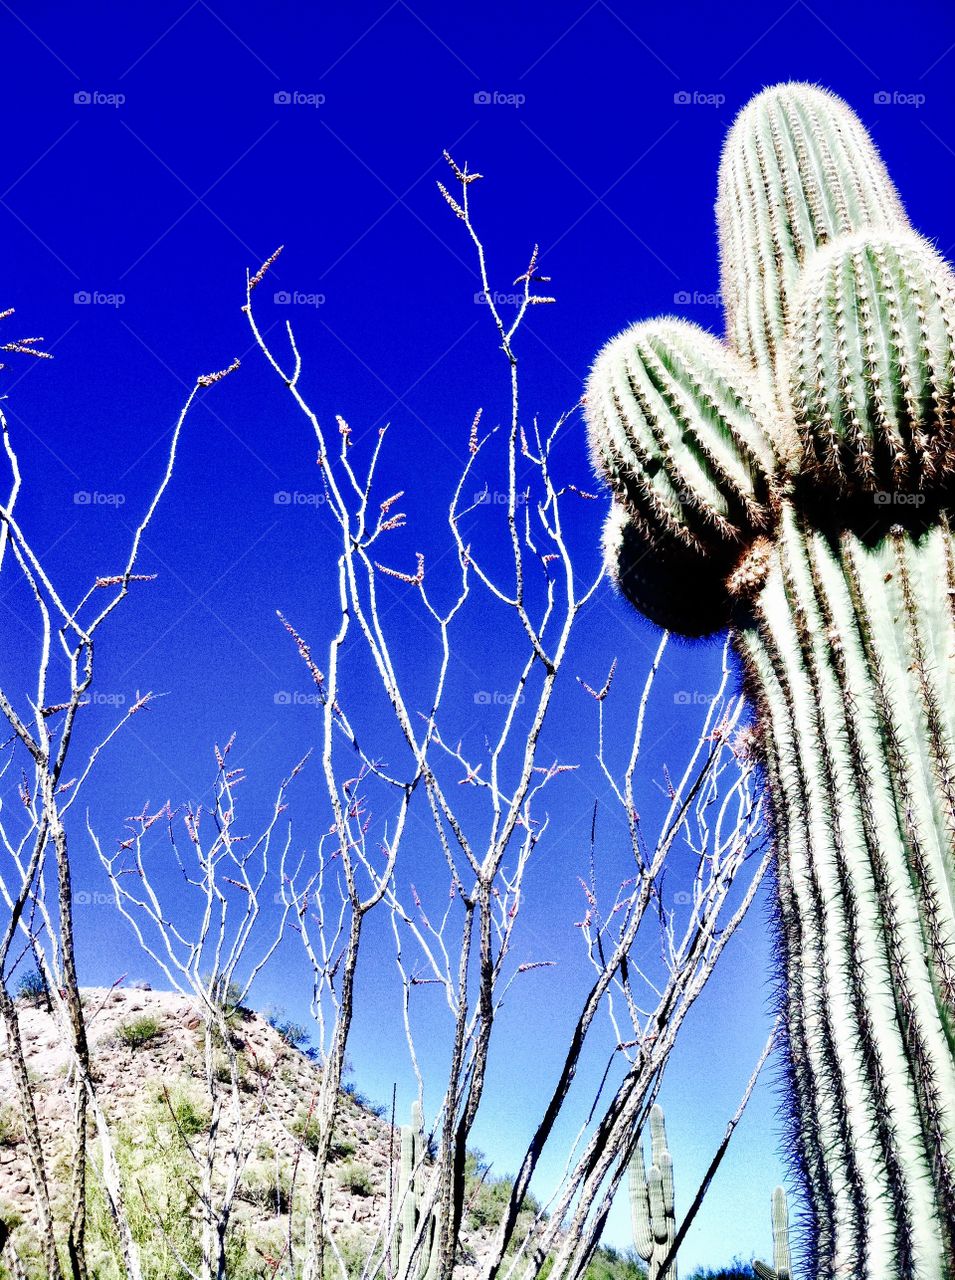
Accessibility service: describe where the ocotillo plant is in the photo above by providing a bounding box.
[396,1102,441,1280]
[587,83,955,1280]
[754,1186,793,1280]
[629,1104,677,1280]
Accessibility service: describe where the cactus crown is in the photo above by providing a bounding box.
[586,83,955,635]
[716,82,908,381]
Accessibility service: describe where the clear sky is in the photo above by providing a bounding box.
[1,0,953,1273]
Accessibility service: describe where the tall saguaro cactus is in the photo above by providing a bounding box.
[629,1104,677,1280]
[755,1186,793,1280]
[587,84,955,1280]
[396,1103,441,1280]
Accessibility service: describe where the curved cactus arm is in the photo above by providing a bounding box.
[786,230,955,497]
[716,82,908,381]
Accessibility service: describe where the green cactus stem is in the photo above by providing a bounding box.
[716,82,908,382]
[589,82,955,1280]
[755,1185,794,1280]
[396,1102,441,1280]
[586,319,779,634]
[629,1104,677,1280]
[787,230,955,499]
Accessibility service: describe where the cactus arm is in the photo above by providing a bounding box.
[628,1105,677,1280]
[628,1143,654,1263]
[717,84,907,382]
[772,1186,792,1280]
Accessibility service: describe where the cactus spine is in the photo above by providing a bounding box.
[587,83,955,1280]
[754,1186,793,1280]
[629,1104,677,1280]
[396,1103,440,1280]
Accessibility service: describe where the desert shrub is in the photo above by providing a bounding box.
[117,1015,162,1049]
[158,1088,209,1138]
[0,1106,21,1147]
[265,1006,312,1051]
[239,1162,291,1215]
[336,1162,374,1197]
[583,1246,647,1280]
[15,968,49,1006]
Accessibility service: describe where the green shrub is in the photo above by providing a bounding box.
[15,968,48,1006]
[336,1162,373,1197]
[239,1163,291,1215]
[0,1106,21,1148]
[161,1090,209,1138]
[117,1015,162,1049]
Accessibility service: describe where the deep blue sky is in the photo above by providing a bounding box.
[2,0,953,1272]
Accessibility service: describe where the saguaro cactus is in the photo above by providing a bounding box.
[396,1102,440,1280]
[629,1104,677,1280]
[754,1186,793,1280]
[587,83,955,1280]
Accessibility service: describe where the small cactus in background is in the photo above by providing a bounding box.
[754,1186,792,1280]
[396,1102,440,1280]
[629,1104,677,1280]
[588,82,955,1279]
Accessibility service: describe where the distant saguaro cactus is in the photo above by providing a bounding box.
[754,1186,792,1280]
[587,83,955,1280]
[629,1104,676,1280]
[396,1102,440,1280]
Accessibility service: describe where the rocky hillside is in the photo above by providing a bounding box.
[0,987,633,1280]
[0,987,440,1276]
